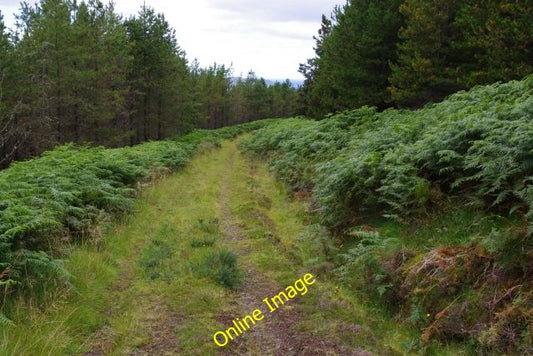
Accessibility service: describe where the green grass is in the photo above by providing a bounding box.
[191,250,244,290]
[2,124,522,354]
[190,237,216,248]
[0,138,435,355]
[0,121,273,355]
[239,76,533,354]
[0,140,236,355]
[0,120,271,303]
[227,140,428,354]
[138,237,175,280]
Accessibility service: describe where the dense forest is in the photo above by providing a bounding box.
[0,0,299,168]
[299,0,533,116]
[2,0,531,166]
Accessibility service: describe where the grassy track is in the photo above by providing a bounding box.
[1,138,468,355]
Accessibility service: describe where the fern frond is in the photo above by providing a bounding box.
[0,312,15,328]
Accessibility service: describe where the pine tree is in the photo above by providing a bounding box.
[227,77,247,125]
[298,13,333,117]
[1,0,301,168]
[13,0,72,154]
[125,6,194,142]
[456,0,533,85]
[192,64,231,129]
[300,0,403,117]
[389,0,533,108]
[243,71,271,122]
[67,0,131,146]
[270,80,298,118]
[0,11,17,167]
[388,0,474,107]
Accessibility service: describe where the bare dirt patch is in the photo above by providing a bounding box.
[215,146,370,355]
[129,300,183,355]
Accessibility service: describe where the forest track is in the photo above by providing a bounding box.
[44,138,377,355]
[1,135,479,356]
[215,144,364,356]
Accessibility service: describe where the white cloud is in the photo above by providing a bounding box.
[0,0,21,6]
[204,0,339,22]
[0,0,343,79]
[0,4,19,25]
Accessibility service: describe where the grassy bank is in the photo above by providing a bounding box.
[1,139,433,355]
[240,75,533,354]
[0,121,270,321]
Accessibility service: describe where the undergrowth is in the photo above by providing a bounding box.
[241,75,533,354]
[0,120,270,316]
[242,75,533,231]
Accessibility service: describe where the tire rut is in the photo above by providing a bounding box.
[216,144,368,356]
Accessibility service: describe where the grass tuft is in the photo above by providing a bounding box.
[190,237,216,248]
[191,249,244,290]
[138,238,174,280]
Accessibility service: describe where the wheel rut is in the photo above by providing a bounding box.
[215,143,368,356]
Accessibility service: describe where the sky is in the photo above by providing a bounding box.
[0,0,343,79]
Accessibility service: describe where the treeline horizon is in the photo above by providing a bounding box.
[0,0,299,168]
[2,0,532,168]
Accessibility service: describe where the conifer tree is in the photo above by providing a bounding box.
[300,0,403,117]
[14,0,72,153]
[456,0,533,85]
[298,13,333,117]
[67,1,130,145]
[125,6,194,142]
[388,0,532,108]
[0,12,18,167]
[0,0,300,167]
[388,0,472,107]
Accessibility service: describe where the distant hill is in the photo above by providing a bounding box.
[230,77,304,88]
[265,79,304,88]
